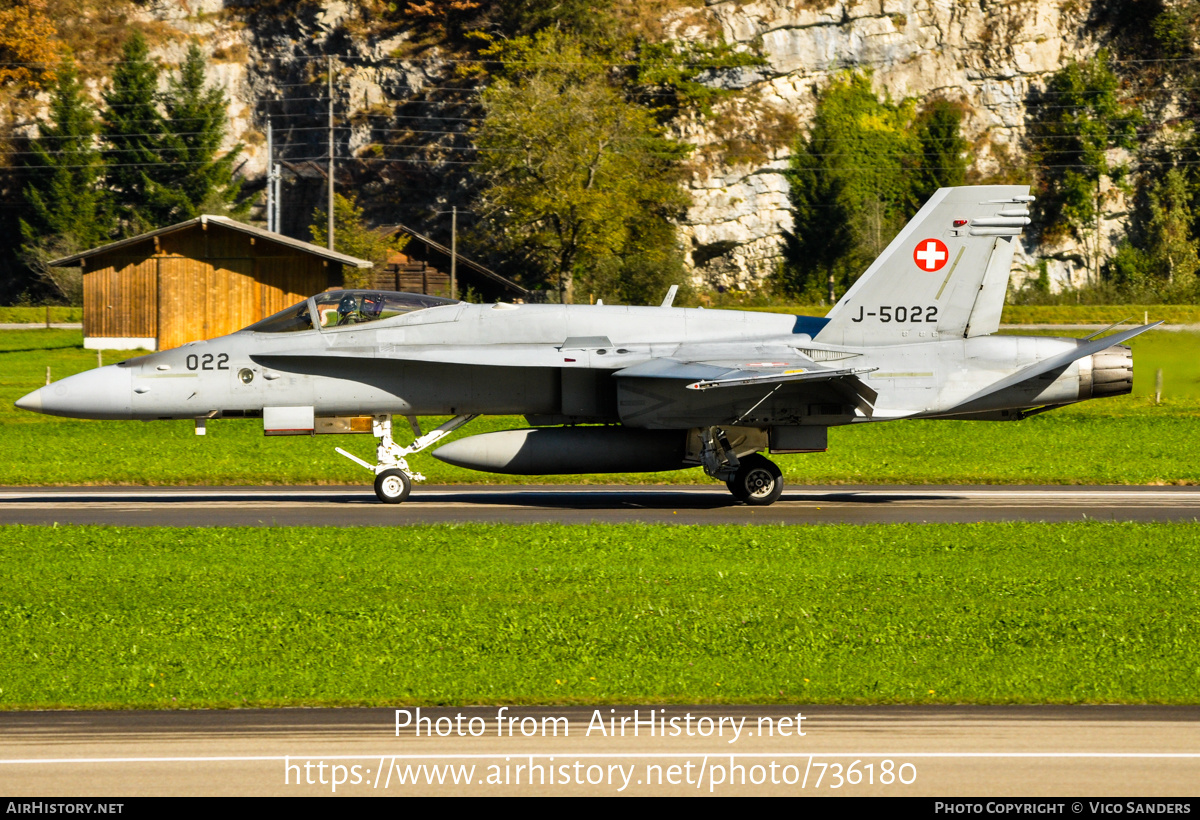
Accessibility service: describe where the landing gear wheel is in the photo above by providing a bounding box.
[374,468,411,504]
[725,454,784,506]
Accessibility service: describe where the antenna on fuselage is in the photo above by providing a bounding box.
[660,285,678,308]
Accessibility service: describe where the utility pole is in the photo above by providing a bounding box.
[327,54,335,252]
[450,205,457,300]
[436,208,469,299]
[266,117,273,232]
[273,161,281,233]
[266,118,283,233]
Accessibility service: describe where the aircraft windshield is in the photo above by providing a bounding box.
[245,290,460,333]
[313,290,458,328]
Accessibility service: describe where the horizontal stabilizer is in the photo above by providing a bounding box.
[945,322,1161,413]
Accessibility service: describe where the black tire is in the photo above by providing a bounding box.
[725,454,784,506]
[374,468,411,504]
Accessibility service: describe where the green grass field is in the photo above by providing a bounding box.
[1,328,1197,486]
[1,523,1197,709]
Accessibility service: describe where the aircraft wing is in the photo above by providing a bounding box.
[614,353,879,417]
[614,356,875,391]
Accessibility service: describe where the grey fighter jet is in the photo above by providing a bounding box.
[15,186,1157,505]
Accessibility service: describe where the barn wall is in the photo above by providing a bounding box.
[81,257,157,340]
[256,256,331,318]
[157,257,256,350]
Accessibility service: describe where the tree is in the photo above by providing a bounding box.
[912,98,968,199]
[779,171,854,302]
[1144,169,1200,286]
[19,50,111,302]
[1029,50,1142,283]
[310,193,408,289]
[1100,168,1200,302]
[781,74,971,299]
[0,0,58,95]
[145,42,245,224]
[629,38,768,122]
[583,215,688,306]
[399,0,484,42]
[102,30,166,235]
[473,30,689,303]
[781,73,918,299]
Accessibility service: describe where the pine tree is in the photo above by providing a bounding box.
[1144,169,1200,290]
[19,50,112,302]
[913,99,968,200]
[146,42,245,224]
[102,30,166,235]
[781,75,970,300]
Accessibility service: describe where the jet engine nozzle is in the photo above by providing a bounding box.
[1080,344,1133,400]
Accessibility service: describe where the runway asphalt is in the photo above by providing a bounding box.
[1,484,1198,525]
[2,705,1198,796]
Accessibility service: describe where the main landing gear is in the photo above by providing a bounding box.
[336,414,478,504]
[698,426,785,506]
[725,454,784,506]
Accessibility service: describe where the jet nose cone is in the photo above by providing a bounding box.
[14,387,43,413]
[18,365,134,419]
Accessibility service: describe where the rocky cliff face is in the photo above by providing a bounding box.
[678,0,1103,292]
[131,0,1115,293]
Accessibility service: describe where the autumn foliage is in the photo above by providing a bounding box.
[0,0,59,91]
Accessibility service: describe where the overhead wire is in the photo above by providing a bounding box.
[9,36,1200,178]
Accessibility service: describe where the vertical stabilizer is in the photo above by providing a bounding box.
[815,186,1031,346]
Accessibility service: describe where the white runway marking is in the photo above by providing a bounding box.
[3,485,1197,524]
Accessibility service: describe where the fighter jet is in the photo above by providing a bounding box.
[15,185,1157,505]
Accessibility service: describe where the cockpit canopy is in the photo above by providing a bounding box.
[245,290,460,333]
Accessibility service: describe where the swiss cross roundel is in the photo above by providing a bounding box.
[913,238,949,272]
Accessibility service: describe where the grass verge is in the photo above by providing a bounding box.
[2,523,1198,709]
[0,307,83,324]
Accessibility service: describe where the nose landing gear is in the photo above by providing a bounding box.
[374,468,411,504]
[336,413,478,504]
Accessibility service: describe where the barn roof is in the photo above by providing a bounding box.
[376,222,529,297]
[49,215,374,269]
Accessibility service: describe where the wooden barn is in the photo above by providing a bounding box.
[50,215,372,351]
